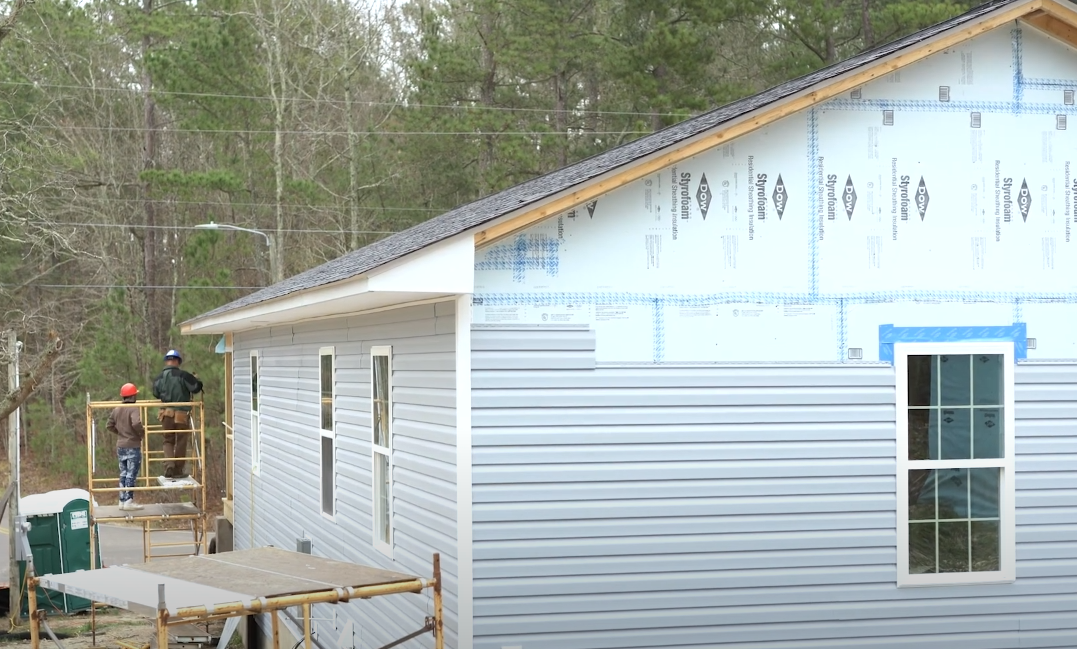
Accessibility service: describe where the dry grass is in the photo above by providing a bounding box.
[0,608,227,649]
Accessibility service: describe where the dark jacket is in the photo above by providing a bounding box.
[107,406,144,449]
[152,366,203,412]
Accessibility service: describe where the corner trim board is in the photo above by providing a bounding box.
[454,294,474,649]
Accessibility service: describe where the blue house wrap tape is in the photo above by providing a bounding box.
[878,323,1028,363]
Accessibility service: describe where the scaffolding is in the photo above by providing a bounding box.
[27,547,444,649]
[86,398,209,564]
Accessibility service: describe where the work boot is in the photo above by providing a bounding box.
[164,466,175,479]
[121,500,143,511]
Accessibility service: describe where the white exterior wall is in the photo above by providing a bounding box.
[232,302,459,649]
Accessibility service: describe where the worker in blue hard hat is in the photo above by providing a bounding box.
[152,349,203,479]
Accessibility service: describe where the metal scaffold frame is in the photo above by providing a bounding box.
[85,398,209,564]
[25,549,445,649]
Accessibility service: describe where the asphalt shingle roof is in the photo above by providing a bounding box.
[188,0,1018,324]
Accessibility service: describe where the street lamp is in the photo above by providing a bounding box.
[195,221,281,284]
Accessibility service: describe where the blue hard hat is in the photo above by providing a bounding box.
[164,349,183,362]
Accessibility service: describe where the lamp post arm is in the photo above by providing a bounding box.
[224,225,271,247]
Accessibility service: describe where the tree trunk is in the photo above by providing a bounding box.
[141,0,164,349]
[0,339,63,423]
[861,0,875,50]
[651,64,668,132]
[271,10,287,281]
[478,8,496,194]
[554,70,568,168]
[346,46,360,251]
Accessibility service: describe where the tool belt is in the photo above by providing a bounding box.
[158,408,190,425]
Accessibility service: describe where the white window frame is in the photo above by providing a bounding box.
[371,345,393,558]
[250,351,261,476]
[895,341,1016,587]
[319,346,336,520]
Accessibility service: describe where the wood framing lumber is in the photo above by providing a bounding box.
[1040,0,1077,27]
[1024,4,1077,47]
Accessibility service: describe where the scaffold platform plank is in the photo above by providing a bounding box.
[35,548,422,618]
[38,567,249,617]
[134,547,419,597]
[94,502,201,521]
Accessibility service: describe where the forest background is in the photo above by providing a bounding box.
[0,0,980,503]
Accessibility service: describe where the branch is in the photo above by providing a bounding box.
[0,0,27,46]
[0,338,64,422]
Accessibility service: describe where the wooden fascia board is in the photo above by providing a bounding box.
[1028,0,1077,47]
[472,0,1041,249]
[1022,11,1077,48]
[1040,0,1077,27]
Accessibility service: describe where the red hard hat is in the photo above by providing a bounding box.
[120,383,138,398]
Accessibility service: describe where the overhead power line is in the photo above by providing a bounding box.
[35,195,443,212]
[0,80,684,117]
[30,124,650,136]
[23,221,399,235]
[1,284,261,290]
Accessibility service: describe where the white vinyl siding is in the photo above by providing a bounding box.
[231,302,459,649]
[895,342,1017,586]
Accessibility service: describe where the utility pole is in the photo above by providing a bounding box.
[6,330,20,622]
[268,233,282,284]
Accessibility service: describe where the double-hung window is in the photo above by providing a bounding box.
[371,346,393,557]
[319,347,335,518]
[250,351,261,475]
[896,342,1016,586]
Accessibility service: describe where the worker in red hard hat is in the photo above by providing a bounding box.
[106,383,145,511]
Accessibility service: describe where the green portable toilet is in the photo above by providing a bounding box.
[18,488,101,615]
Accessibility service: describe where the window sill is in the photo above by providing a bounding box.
[373,539,393,560]
[898,572,1015,588]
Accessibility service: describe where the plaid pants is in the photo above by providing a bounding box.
[118,447,142,503]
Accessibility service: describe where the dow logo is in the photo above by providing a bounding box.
[771,174,788,220]
[696,173,712,220]
[586,200,598,218]
[1018,179,1031,222]
[843,176,857,219]
[915,177,930,220]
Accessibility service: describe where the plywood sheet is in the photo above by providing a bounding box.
[129,547,419,598]
[38,548,423,618]
[38,567,250,617]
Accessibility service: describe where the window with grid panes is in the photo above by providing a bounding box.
[318,347,335,518]
[371,346,393,556]
[896,343,1015,586]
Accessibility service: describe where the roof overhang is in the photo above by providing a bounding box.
[470,0,1074,249]
[181,233,474,335]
